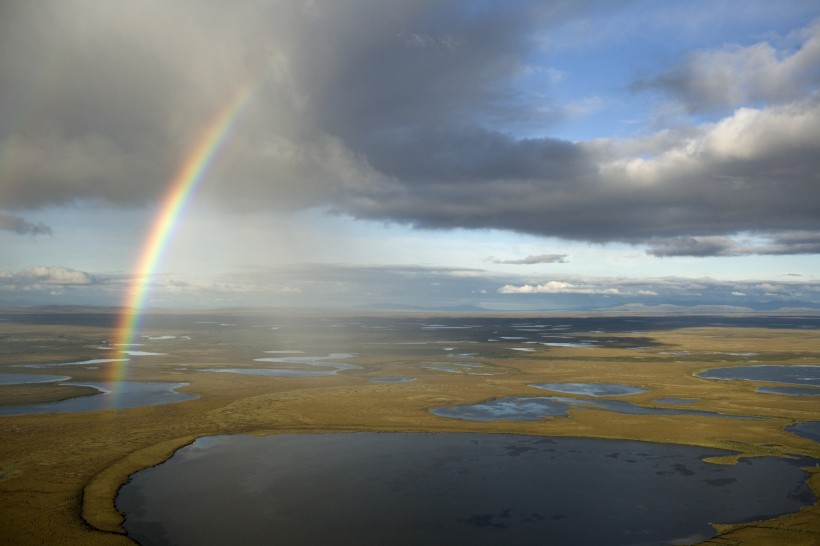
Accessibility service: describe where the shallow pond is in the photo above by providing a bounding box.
[697,365,820,388]
[22,358,129,368]
[654,398,698,405]
[208,354,361,378]
[788,422,820,443]
[117,432,814,546]
[369,377,417,383]
[0,373,71,385]
[529,382,647,397]
[0,381,195,415]
[758,386,820,396]
[431,396,754,421]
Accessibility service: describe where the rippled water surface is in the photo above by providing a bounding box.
[117,433,814,546]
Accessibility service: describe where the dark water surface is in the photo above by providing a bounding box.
[431,396,755,421]
[117,433,814,546]
[697,365,820,388]
[0,381,195,415]
[529,382,647,396]
[758,386,820,396]
[0,373,71,385]
[788,422,820,443]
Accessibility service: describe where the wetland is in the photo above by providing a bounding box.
[1,309,819,545]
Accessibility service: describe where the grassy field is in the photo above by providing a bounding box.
[1,311,819,545]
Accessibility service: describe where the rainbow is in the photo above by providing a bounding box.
[109,83,255,383]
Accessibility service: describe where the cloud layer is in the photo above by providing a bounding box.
[0,214,52,236]
[1,1,818,256]
[2,263,818,312]
[490,254,568,265]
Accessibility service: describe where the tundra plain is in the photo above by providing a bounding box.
[1,309,819,545]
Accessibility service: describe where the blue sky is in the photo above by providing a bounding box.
[1,0,819,311]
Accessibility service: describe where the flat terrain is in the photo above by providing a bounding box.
[1,310,819,545]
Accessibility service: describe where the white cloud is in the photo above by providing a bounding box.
[498,281,620,294]
[16,266,98,285]
[601,99,820,185]
[637,19,820,112]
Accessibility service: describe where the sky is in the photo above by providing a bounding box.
[1,0,820,312]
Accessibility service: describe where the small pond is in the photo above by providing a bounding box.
[208,354,361,378]
[757,387,820,396]
[21,358,129,369]
[697,365,820,389]
[788,422,820,443]
[0,373,71,385]
[431,396,755,422]
[116,432,814,546]
[0,381,196,415]
[654,398,698,405]
[529,382,647,397]
[369,377,417,383]
[420,362,501,375]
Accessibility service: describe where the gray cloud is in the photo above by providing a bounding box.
[2,263,819,310]
[633,19,820,113]
[2,2,819,254]
[491,254,568,265]
[0,214,52,236]
[13,266,100,285]
[648,232,820,257]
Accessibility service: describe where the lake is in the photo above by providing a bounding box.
[697,365,820,388]
[117,432,814,546]
[430,396,755,421]
[0,381,196,415]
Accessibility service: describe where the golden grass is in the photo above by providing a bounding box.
[0,318,818,545]
[0,383,101,406]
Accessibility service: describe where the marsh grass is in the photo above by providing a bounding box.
[0,313,818,545]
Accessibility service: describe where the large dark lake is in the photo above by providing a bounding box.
[117,433,814,546]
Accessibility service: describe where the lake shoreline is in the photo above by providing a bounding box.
[85,423,820,543]
[2,315,818,545]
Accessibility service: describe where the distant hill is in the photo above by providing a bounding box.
[600,303,820,315]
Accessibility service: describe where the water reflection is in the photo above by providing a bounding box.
[654,398,698,405]
[788,422,820,443]
[757,387,820,396]
[208,354,361,377]
[529,382,647,397]
[698,365,820,388]
[432,396,755,421]
[117,433,814,546]
[0,381,196,415]
[0,373,71,385]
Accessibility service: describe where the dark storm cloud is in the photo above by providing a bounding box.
[647,232,820,257]
[0,214,52,236]
[2,1,819,254]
